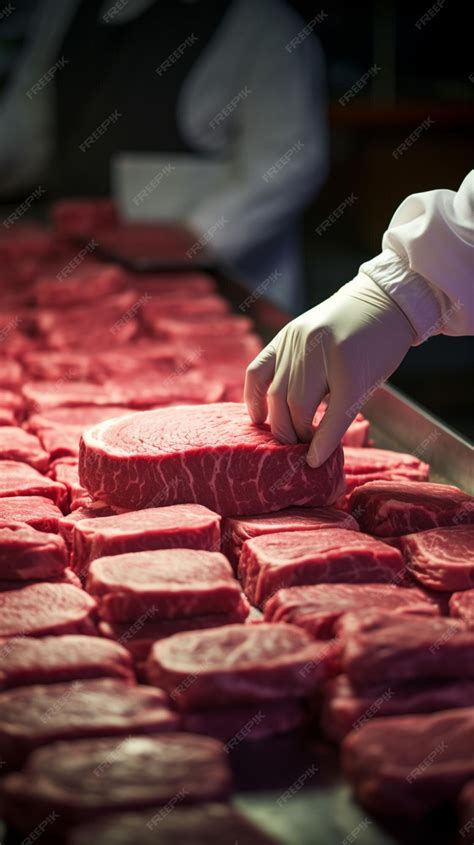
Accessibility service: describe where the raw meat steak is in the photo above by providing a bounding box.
[154,314,252,341]
[401,524,474,591]
[36,425,83,460]
[0,678,179,769]
[0,358,22,389]
[321,674,474,741]
[0,460,67,508]
[0,567,81,592]
[183,699,305,742]
[0,635,134,689]
[458,781,474,842]
[1,734,231,834]
[239,528,405,608]
[88,549,249,622]
[349,480,474,536]
[338,611,474,686]
[0,522,68,580]
[27,404,137,432]
[99,613,249,661]
[146,623,340,710]
[264,583,439,638]
[22,349,102,382]
[71,504,221,575]
[0,388,24,422]
[343,447,429,493]
[48,458,86,507]
[0,426,49,471]
[68,805,278,845]
[0,496,63,533]
[342,415,370,447]
[52,197,118,236]
[34,264,126,308]
[22,380,124,412]
[450,589,474,629]
[0,583,97,637]
[342,707,474,817]
[104,371,225,409]
[79,403,344,515]
[222,506,358,568]
[128,270,217,296]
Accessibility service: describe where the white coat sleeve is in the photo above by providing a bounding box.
[360,171,474,342]
[186,6,328,260]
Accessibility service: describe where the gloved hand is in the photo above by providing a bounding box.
[244,273,416,467]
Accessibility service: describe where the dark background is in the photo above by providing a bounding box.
[1,0,472,439]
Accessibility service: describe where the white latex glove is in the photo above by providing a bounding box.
[244,273,416,467]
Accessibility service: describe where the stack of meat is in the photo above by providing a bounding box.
[1,200,474,842]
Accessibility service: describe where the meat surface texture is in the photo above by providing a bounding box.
[0,583,97,637]
[450,589,474,628]
[342,707,474,817]
[239,528,405,608]
[322,675,474,741]
[87,549,249,622]
[70,503,221,575]
[222,506,358,568]
[0,426,49,471]
[0,460,67,509]
[183,699,305,743]
[400,524,474,591]
[349,480,474,536]
[147,622,340,710]
[0,496,63,533]
[0,678,179,770]
[79,403,344,516]
[0,635,134,689]
[343,446,429,488]
[0,522,68,580]
[68,805,279,845]
[264,582,439,638]
[1,733,232,833]
[339,611,474,686]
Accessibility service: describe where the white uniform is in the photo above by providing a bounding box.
[0,0,328,312]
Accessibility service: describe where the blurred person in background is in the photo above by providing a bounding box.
[0,0,328,312]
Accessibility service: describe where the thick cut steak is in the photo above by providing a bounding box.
[49,459,86,508]
[34,263,125,308]
[222,506,358,568]
[71,504,221,575]
[183,699,305,743]
[1,733,231,833]
[0,522,68,580]
[0,568,81,592]
[0,496,63,533]
[342,707,474,817]
[343,446,429,486]
[401,524,474,591]
[27,404,137,432]
[321,675,474,741]
[0,678,179,769]
[0,460,67,509]
[0,583,97,637]
[87,549,248,622]
[147,623,340,710]
[0,426,49,471]
[99,613,248,662]
[239,528,405,608]
[339,611,474,686]
[79,403,344,515]
[68,805,278,845]
[450,589,474,628]
[349,480,474,536]
[0,635,134,689]
[264,583,439,638]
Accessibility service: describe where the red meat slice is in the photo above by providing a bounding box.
[239,528,405,608]
[27,404,137,432]
[146,622,340,710]
[321,674,474,741]
[222,506,359,569]
[48,459,86,508]
[0,388,24,419]
[99,613,249,662]
[183,699,305,743]
[22,381,124,413]
[22,349,103,382]
[0,522,68,580]
[264,582,439,638]
[34,263,126,308]
[87,549,248,623]
[338,611,474,686]
[450,589,474,629]
[0,583,97,638]
[52,198,118,237]
[142,295,230,335]
[153,314,252,341]
[36,426,83,460]
[128,271,217,296]
[103,371,225,409]
[71,504,221,576]
[0,567,81,592]
[79,403,344,516]
[0,461,67,509]
[342,707,474,817]
[400,524,474,592]
[1,733,231,834]
[349,479,474,536]
[0,634,134,690]
[0,678,179,770]
[0,426,49,471]
[68,805,278,845]
[0,496,63,533]
[0,359,22,389]
[343,446,429,495]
